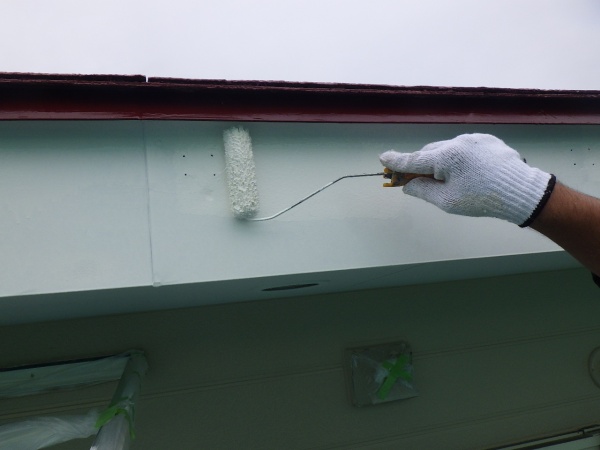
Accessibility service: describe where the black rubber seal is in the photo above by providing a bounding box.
[520,174,557,228]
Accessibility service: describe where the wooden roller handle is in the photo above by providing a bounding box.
[382,168,435,187]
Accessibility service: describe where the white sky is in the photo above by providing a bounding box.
[1,0,599,90]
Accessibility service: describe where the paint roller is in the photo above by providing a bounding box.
[222,126,434,221]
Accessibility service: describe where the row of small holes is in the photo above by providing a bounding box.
[182,153,217,176]
[570,148,595,166]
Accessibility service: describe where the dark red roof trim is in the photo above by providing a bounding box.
[1,72,599,124]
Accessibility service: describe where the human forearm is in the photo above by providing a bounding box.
[379,134,600,278]
[530,182,600,275]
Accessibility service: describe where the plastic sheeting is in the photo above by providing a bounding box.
[90,414,130,450]
[91,352,148,450]
[0,351,147,450]
[0,354,129,399]
[0,410,99,450]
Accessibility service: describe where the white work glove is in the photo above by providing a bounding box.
[379,133,556,227]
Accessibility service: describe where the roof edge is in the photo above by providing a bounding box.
[1,72,599,123]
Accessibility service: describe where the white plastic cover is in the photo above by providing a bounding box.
[0,410,99,450]
[0,354,129,399]
[90,352,148,450]
[0,351,147,449]
[90,414,130,450]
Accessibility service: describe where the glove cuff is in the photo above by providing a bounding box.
[489,160,554,225]
[519,174,557,228]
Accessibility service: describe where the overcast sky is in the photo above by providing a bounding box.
[1,0,599,90]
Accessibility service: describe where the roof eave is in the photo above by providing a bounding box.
[1,72,599,124]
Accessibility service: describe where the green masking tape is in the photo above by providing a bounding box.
[376,355,412,400]
[95,397,136,439]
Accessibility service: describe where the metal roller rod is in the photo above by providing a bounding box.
[247,172,384,221]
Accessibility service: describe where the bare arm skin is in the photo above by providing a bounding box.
[530,182,600,275]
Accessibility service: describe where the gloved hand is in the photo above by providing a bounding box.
[379,133,556,227]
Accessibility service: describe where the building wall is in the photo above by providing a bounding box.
[3,121,599,323]
[2,267,600,449]
[2,116,600,448]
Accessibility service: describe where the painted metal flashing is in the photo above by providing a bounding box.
[0,73,599,123]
